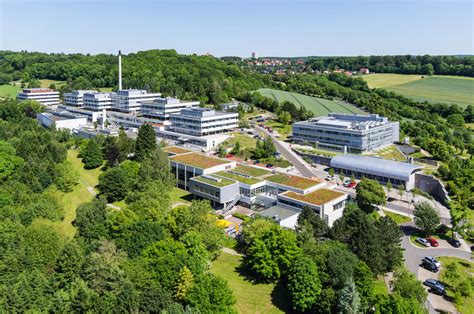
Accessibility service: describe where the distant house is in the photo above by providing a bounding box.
[344,71,353,76]
[359,68,370,75]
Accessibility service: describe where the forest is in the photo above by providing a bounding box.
[0,99,431,312]
[0,49,472,238]
[305,55,474,77]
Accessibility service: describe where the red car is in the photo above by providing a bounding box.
[426,237,439,247]
[348,181,357,188]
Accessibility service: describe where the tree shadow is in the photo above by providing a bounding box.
[180,193,195,202]
[271,282,293,313]
[400,224,418,236]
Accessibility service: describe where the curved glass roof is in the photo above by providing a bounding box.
[330,154,423,181]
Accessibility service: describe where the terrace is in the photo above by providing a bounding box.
[216,171,263,185]
[170,153,231,169]
[233,165,271,178]
[265,173,323,190]
[193,175,236,187]
[282,188,344,206]
[163,146,193,155]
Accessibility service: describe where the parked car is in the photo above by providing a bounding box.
[266,163,273,168]
[426,237,439,247]
[423,279,445,295]
[253,160,260,164]
[348,181,357,188]
[447,238,461,248]
[325,175,334,181]
[423,256,441,268]
[225,154,234,158]
[421,260,439,273]
[416,238,430,247]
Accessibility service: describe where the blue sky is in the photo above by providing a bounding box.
[1,0,473,57]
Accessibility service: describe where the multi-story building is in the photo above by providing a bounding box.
[140,97,200,121]
[111,89,162,113]
[63,90,97,107]
[167,150,348,226]
[169,107,238,137]
[17,88,60,106]
[292,113,399,153]
[83,92,113,111]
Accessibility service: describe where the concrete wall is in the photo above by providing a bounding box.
[415,173,451,206]
[280,213,300,229]
[295,151,332,166]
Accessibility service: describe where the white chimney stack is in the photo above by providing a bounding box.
[118,50,122,90]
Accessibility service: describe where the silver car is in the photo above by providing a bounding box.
[423,256,441,268]
[416,238,430,247]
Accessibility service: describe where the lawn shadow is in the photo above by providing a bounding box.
[180,193,195,202]
[271,282,293,313]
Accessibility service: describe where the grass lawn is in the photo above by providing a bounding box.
[265,120,291,140]
[383,210,411,224]
[39,79,66,88]
[0,84,21,98]
[33,149,101,240]
[226,133,257,152]
[438,257,474,314]
[296,147,339,157]
[367,145,406,162]
[170,187,193,205]
[256,88,365,115]
[68,149,102,190]
[466,123,474,130]
[210,252,289,314]
[363,74,474,108]
[99,87,113,92]
[373,276,389,297]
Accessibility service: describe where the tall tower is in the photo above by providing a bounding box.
[252,52,257,59]
[118,50,122,90]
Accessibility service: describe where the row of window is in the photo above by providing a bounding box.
[239,185,266,197]
[194,185,220,198]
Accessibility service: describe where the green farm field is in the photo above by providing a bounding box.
[256,88,365,116]
[363,74,474,108]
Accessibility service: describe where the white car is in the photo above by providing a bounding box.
[325,175,334,181]
[423,256,441,268]
[416,238,430,247]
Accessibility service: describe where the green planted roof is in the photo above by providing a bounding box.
[216,171,263,185]
[193,175,236,187]
[233,165,271,177]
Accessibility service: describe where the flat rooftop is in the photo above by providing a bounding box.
[170,152,231,169]
[163,146,193,155]
[260,206,300,220]
[281,188,345,206]
[266,173,323,190]
[296,113,392,131]
[330,154,424,181]
[216,171,263,185]
[192,175,236,187]
[233,164,271,178]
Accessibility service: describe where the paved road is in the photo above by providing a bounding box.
[400,223,471,314]
[255,125,315,178]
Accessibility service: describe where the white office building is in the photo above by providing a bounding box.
[169,107,238,137]
[63,90,97,107]
[293,113,400,153]
[140,97,200,121]
[17,88,60,106]
[83,92,113,111]
[111,89,162,113]
[37,112,88,131]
